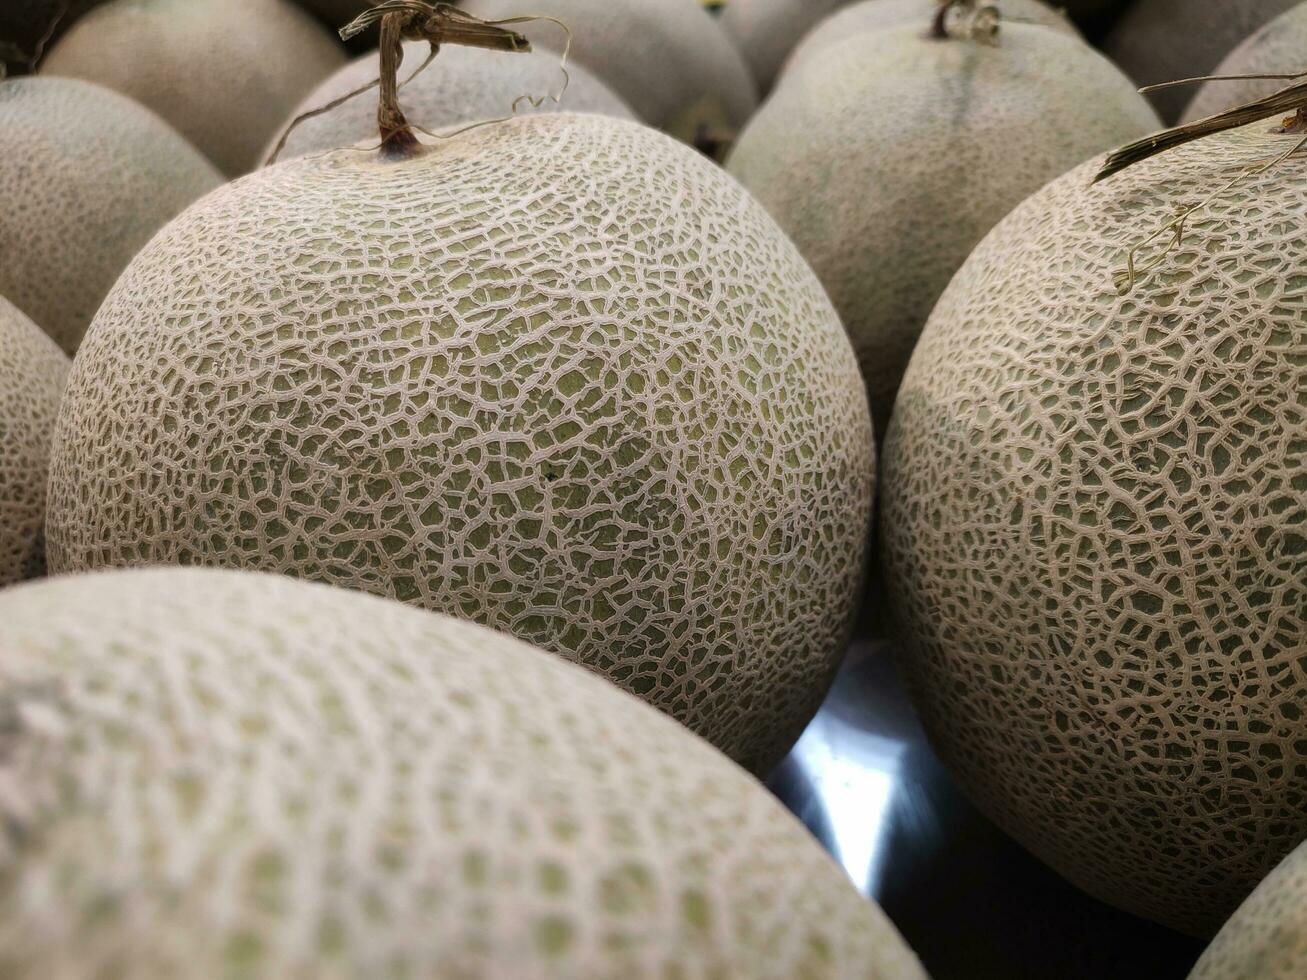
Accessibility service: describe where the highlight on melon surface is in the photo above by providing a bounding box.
[1189,839,1307,979]
[879,120,1307,937]
[0,293,69,586]
[0,75,221,354]
[266,42,634,164]
[39,0,348,175]
[718,0,846,93]
[1106,0,1300,123]
[727,12,1159,439]
[460,0,758,152]
[1182,1,1307,124]
[781,0,1077,81]
[47,4,875,777]
[0,566,930,979]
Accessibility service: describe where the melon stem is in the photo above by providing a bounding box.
[928,2,953,39]
[928,0,1000,42]
[1281,105,1307,134]
[377,12,423,159]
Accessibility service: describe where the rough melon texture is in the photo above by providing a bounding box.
[0,76,221,354]
[267,42,634,164]
[728,23,1158,439]
[880,123,1307,937]
[461,0,758,147]
[1106,0,1300,123]
[719,0,846,93]
[0,567,927,979]
[0,293,69,585]
[40,0,347,175]
[1183,3,1307,123]
[1190,840,1307,979]
[782,0,1077,80]
[46,112,875,776]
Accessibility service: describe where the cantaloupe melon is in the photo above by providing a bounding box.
[781,0,1077,80]
[1106,0,1300,123]
[0,566,928,978]
[880,122,1307,936]
[0,293,69,585]
[267,42,634,164]
[1189,839,1307,979]
[46,111,875,776]
[728,22,1158,438]
[460,0,758,150]
[719,0,846,93]
[1182,2,1307,124]
[0,76,221,353]
[40,0,347,175]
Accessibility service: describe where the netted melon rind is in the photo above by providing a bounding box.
[728,23,1159,439]
[0,76,221,354]
[460,0,758,146]
[39,0,347,175]
[0,566,928,979]
[880,123,1307,936]
[266,42,635,165]
[1106,0,1299,123]
[780,0,1077,82]
[46,112,874,776]
[0,294,69,585]
[1182,3,1307,124]
[1190,839,1307,979]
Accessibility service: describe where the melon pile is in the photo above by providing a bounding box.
[40,0,347,174]
[719,0,847,92]
[1106,0,1300,121]
[0,76,220,352]
[461,0,758,150]
[728,17,1158,435]
[6,0,1307,974]
[268,42,634,163]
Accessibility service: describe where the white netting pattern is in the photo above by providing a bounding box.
[0,294,69,584]
[47,112,875,776]
[881,124,1307,936]
[0,567,926,978]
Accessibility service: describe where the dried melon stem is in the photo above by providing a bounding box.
[1098,69,1307,291]
[268,2,578,165]
[929,0,999,43]
[376,12,423,157]
[339,1,532,159]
